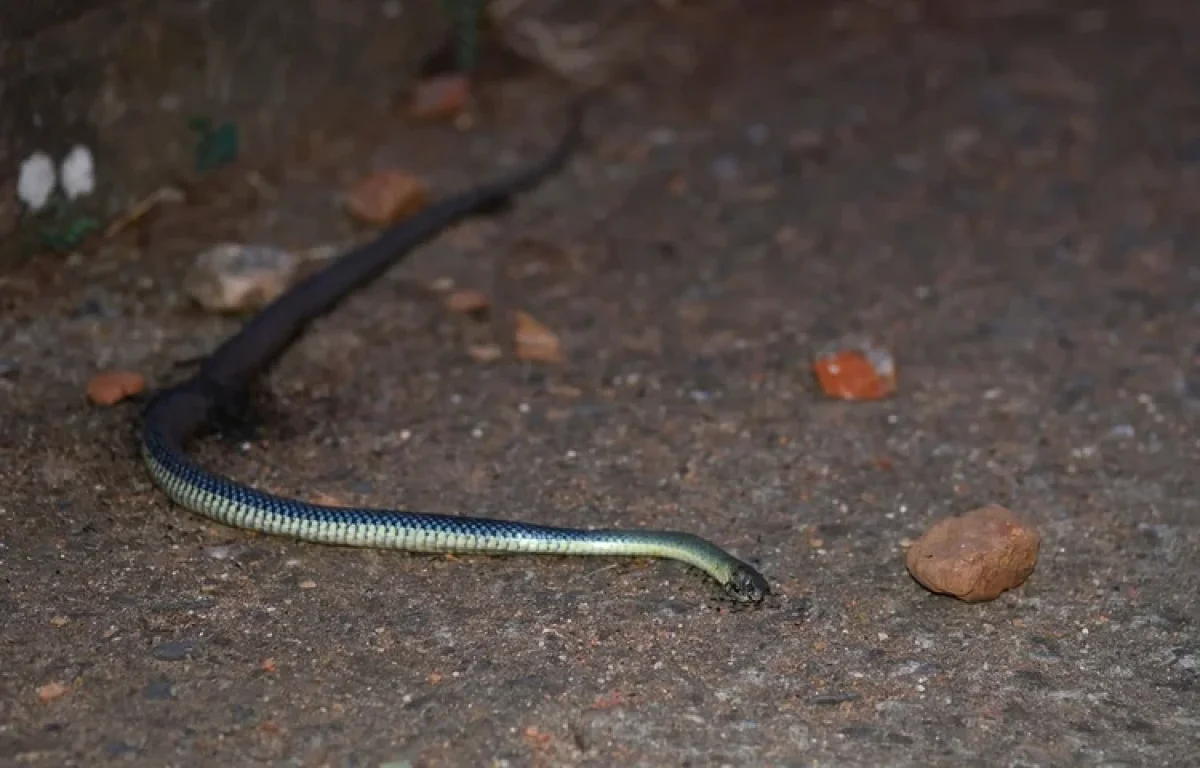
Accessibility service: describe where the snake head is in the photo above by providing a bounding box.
[725,562,770,604]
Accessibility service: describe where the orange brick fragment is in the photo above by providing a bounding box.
[513,310,563,363]
[86,370,146,406]
[345,171,428,225]
[813,344,896,401]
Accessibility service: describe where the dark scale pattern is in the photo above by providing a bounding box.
[140,423,723,562]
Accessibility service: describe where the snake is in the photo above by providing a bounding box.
[139,101,770,604]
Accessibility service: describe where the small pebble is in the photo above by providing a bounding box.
[344,170,428,225]
[445,289,490,315]
[813,337,896,401]
[183,243,299,313]
[86,370,146,406]
[906,504,1040,602]
[37,681,68,702]
[203,544,249,560]
[468,343,503,363]
[299,579,317,590]
[514,310,563,364]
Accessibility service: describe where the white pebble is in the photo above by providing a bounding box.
[17,151,56,210]
[60,144,96,199]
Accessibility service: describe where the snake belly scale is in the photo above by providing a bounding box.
[139,102,769,603]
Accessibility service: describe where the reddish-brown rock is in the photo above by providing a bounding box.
[906,504,1040,602]
[86,370,146,406]
[812,337,896,401]
[513,310,563,363]
[344,170,428,226]
[445,289,490,315]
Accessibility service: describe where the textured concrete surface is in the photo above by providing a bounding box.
[2,1,1198,766]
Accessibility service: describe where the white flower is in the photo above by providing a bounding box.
[60,144,96,200]
[17,151,57,211]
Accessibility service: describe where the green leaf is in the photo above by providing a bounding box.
[193,120,240,173]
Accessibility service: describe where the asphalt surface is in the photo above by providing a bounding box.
[2,1,1198,765]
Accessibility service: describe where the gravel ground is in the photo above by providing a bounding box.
[2,1,1198,765]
